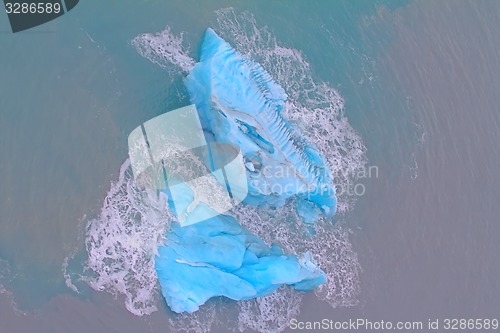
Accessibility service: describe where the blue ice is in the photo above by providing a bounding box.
[155,215,326,313]
[185,28,337,221]
[155,28,334,314]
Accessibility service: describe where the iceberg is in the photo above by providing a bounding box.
[185,28,337,221]
[153,28,333,314]
[155,214,326,313]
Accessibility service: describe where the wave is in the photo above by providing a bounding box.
[84,160,173,316]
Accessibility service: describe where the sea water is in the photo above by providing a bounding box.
[1,1,499,332]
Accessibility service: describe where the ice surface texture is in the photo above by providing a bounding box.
[155,215,326,313]
[185,28,337,221]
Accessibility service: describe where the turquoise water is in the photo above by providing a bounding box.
[1,1,499,332]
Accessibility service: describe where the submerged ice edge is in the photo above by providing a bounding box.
[131,26,194,73]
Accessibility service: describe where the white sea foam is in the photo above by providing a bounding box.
[213,9,364,331]
[167,301,218,333]
[0,284,21,315]
[214,8,367,212]
[83,8,366,332]
[84,159,173,316]
[230,199,361,331]
[62,256,79,294]
[131,26,194,73]
[237,287,303,333]
[0,259,26,316]
[0,258,13,296]
[227,214,361,333]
